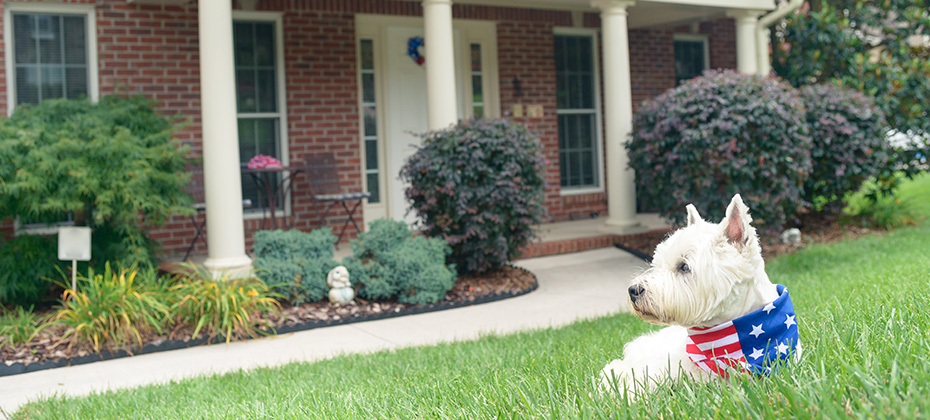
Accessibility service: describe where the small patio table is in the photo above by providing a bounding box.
[242,165,304,230]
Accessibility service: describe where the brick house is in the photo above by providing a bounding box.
[0,0,790,274]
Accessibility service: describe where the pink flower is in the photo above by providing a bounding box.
[247,154,283,169]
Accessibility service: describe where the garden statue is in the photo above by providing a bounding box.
[781,228,802,245]
[327,265,355,305]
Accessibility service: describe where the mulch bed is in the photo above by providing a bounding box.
[0,266,536,377]
[616,213,880,262]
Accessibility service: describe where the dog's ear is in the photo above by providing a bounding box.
[686,204,703,226]
[722,194,753,248]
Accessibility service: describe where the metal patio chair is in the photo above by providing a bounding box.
[303,153,370,244]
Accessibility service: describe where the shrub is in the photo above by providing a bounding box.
[0,306,51,349]
[799,83,889,212]
[344,219,456,305]
[168,266,279,343]
[55,263,169,352]
[0,235,61,307]
[627,70,812,233]
[252,228,339,304]
[0,96,193,267]
[400,118,547,274]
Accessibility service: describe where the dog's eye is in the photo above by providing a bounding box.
[677,262,690,274]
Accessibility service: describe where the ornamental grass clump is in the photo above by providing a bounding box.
[798,83,890,212]
[168,265,279,343]
[55,263,169,352]
[401,118,547,274]
[627,70,812,233]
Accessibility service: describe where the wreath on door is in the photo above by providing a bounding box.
[407,36,425,66]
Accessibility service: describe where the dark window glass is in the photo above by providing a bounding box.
[555,34,599,189]
[12,13,89,105]
[674,39,707,85]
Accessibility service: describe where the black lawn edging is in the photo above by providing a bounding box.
[614,243,653,263]
[0,265,538,378]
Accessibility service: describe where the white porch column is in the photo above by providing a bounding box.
[198,0,251,275]
[422,0,458,130]
[594,0,641,232]
[728,10,764,74]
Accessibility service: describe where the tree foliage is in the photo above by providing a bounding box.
[0,96,193,266]
[772,0,929,191]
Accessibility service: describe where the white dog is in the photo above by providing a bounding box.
[600,194,801,397]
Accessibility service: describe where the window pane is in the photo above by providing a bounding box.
[13,15,38,64]
[675,40,706,85]
[366,173,380,204]
[65,67,87,99]
[234,23,253,66]
[362,73,375,103]
[363,106,377,136]
[16,67,39,105]
[254,118,278,157]
[473,105,484,117]
[365,139,378,170]
[41,66,64,100]
[360,40,374,70]
[239,118,281,211]
[254,23,275,67]
[38,15,63,64]
[236,69,256,112]
[470,43,482,72]
[238,119,257,159]
[256,69,277,112]
[472,74,483,104]
[63,16,86,64]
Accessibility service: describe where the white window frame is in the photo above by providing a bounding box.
[553,27,605,196]
[232,11,290,220]
[3,2,99,116]
[673,33,710,84]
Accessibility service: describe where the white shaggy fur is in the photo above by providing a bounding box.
[600,194,786,397]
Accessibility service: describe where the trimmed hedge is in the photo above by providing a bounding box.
[400,118,547,274]
[627,70,812,232]
[799,83,889,212]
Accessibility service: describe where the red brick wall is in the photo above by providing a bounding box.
[0,0,737,258]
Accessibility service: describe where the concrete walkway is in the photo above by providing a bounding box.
[0,247,647,417]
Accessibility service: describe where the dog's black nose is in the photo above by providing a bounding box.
[628,284,645,302]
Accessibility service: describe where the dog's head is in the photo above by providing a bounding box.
[627,194,770,328]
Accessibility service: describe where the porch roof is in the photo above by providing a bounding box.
[130,0,778,29]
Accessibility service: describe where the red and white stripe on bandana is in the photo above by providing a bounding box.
[686,321,749,378]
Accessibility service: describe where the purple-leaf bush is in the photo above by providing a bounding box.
[627,70,812,233]
[401,119,547,274]
[799,83,889,212]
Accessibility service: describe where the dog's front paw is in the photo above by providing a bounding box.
[598,359,641,399]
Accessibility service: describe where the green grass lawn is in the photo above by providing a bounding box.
[13,174,930,419]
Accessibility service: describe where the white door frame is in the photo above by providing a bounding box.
[354,14,499,228]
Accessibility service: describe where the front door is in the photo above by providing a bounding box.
[383,25,466,225]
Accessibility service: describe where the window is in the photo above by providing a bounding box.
[554,33,601,191]
[359,39,380,204]
[234,20,285,212]
[674,35,708,85]
[4,4,98,111]
[470,43,484,117]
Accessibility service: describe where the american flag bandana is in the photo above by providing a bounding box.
[686,284,799,378]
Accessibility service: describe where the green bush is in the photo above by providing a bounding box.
[627,70,812,233]
[0,96,193,267]
[344,219,456,305]
[0,235,61,307]
[55,263,169,352]
[400,118,547,274]
[799,83,890,212]
[252,228,339,304]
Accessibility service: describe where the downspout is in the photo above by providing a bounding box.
[756,0,804,76]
